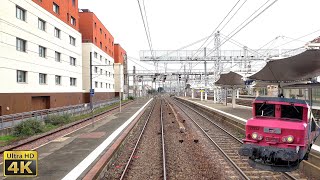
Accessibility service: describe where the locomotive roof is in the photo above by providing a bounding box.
[254,97,308,105]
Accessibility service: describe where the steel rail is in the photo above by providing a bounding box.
[173,98,298,180]
[119,99,157,180]
[160,100,167,180]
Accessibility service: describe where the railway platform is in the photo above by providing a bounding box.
[178,97,320,152]
[0,98,152,180]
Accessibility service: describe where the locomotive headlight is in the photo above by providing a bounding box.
[252,132,258,140]
[286,135,294,143]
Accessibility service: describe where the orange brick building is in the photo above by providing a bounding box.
[79,9,115,58]
[114,44,126,64]
[32,0,79,30]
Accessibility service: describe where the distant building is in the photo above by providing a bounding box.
[305,36,320,49]
[114,44,128,99]
[0,0,83,115]
[79,9,117,102]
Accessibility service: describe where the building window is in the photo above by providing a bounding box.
[54,28,60,38]
[55,75,61,85]
[105,59,108,64]
[70,77,76,86]
[69,36,76,46]
[70,57,76,66]
[71,16,76,26]
[105,34,106,39]
[109,61,111,65]
[39,46,46,58]
[106,83,108,88]
[53,3,59,14]
[16,6,26,21]
[105,46,108,51]
[95,37,97,44]
[94,52,98,58]
[100,69,102,75]
[39,73,47,84]
[94,67,98,73]
[109,72,111,77]
[100,82,103,88]
[105,71,108,76]
[95,81,98,88]
[55,51,61,62]
[100,42,102,48]
[100,55,102,61]
[17,70,27,83]
[109,84,111,88]
[113,74,114,78]
[113,84,114,89]
[16,38,26,52]
[94,22,96,28]
[38,18,46,31]
[72,0,75,7]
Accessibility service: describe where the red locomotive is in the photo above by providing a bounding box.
[239,97,320,172]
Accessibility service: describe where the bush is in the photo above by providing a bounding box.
[13,119,44,137]
[45,114,71,126]
[128,96,135,100]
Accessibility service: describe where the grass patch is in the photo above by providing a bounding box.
[0,135,17,146]
[1,99,132,147]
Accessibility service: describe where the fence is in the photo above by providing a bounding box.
[0,99,120,130]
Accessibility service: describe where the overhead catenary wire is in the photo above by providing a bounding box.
[142,0,153,55]
[272,28,320,49]
[190,0,242,60]
[137,0,154,60]
[207,0,278,58]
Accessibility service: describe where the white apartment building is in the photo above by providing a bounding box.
[0,0,83,115]
[82,43,115,94]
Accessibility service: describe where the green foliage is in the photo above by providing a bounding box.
[13,119,44,137]
[45,114,71,126]
[128,96,135,100]
[0,135,17,146]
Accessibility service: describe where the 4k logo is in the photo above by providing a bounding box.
[3,151,38,177]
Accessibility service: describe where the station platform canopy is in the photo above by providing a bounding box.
[249,49,320,82]
[215,71,244,87]
[282,82,320,89]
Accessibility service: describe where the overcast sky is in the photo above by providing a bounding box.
[79,0,320,73]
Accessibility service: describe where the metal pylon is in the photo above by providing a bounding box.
[214,31,221,81]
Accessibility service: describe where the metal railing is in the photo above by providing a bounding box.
[0,99,120,130]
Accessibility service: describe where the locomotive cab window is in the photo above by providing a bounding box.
[281,104,303,120]
[255,103,275,117]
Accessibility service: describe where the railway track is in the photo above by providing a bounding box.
[0,100,133,156]
[120,98,167,180]
[173,98,305,180]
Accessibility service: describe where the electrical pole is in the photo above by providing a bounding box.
[204,47,207,101]
[90,52,93,110]
[184,64,186,97]
[133,66,136,98]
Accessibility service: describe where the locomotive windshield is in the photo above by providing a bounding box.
[255,103,275,117]
[281,104,303,120]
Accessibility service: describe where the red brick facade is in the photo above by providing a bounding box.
[79,10,115,58]
[32,0,79,30]
[114,44,126,64]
